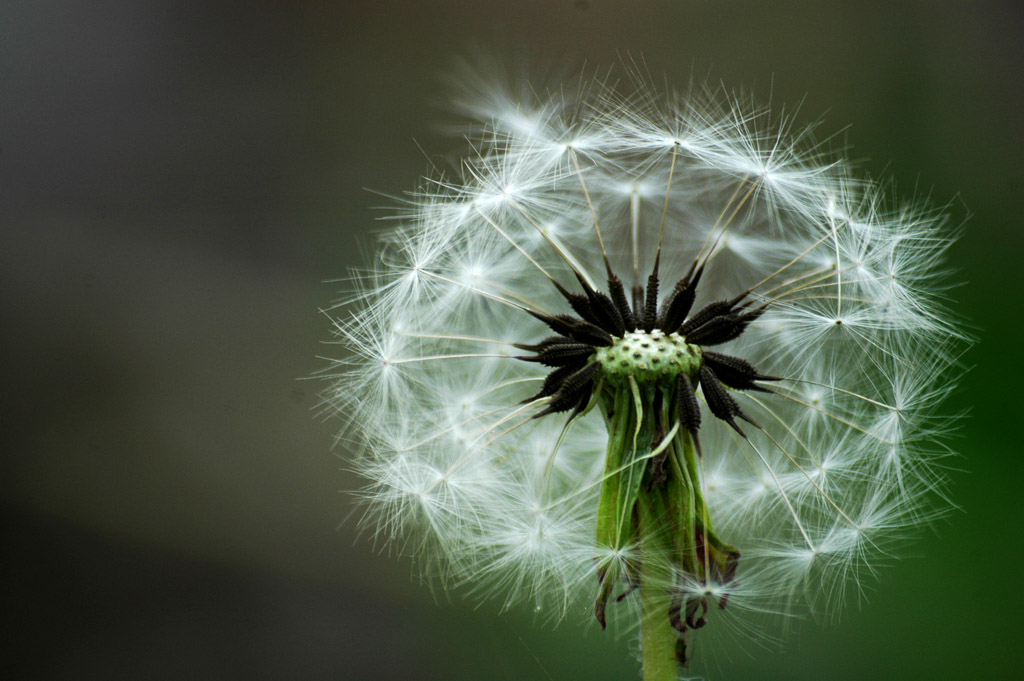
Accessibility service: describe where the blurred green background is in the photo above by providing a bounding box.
[2,1,1020,679]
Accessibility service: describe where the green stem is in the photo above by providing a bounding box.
[595,380,712,677]
[638,495,678,681]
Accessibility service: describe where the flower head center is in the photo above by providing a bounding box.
[594,330,702,388]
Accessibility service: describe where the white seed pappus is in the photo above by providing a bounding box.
[321,67,965,659]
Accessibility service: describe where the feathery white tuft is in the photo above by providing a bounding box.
[322,67,965,651]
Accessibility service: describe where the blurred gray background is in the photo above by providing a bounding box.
[2,1,1021,679]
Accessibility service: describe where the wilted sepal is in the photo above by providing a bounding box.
[533,362,600,418]
[675,373,702,457]
[699,365,754,436]
[657,264,704,334]
[702,351,780,392]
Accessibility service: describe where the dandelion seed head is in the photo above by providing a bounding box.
[323,64,966,668]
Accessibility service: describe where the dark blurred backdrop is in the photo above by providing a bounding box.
[2,2,1021,679]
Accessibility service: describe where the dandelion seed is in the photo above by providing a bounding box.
[322,67,966,680]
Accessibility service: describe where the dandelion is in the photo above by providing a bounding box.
[322,68,965,679]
